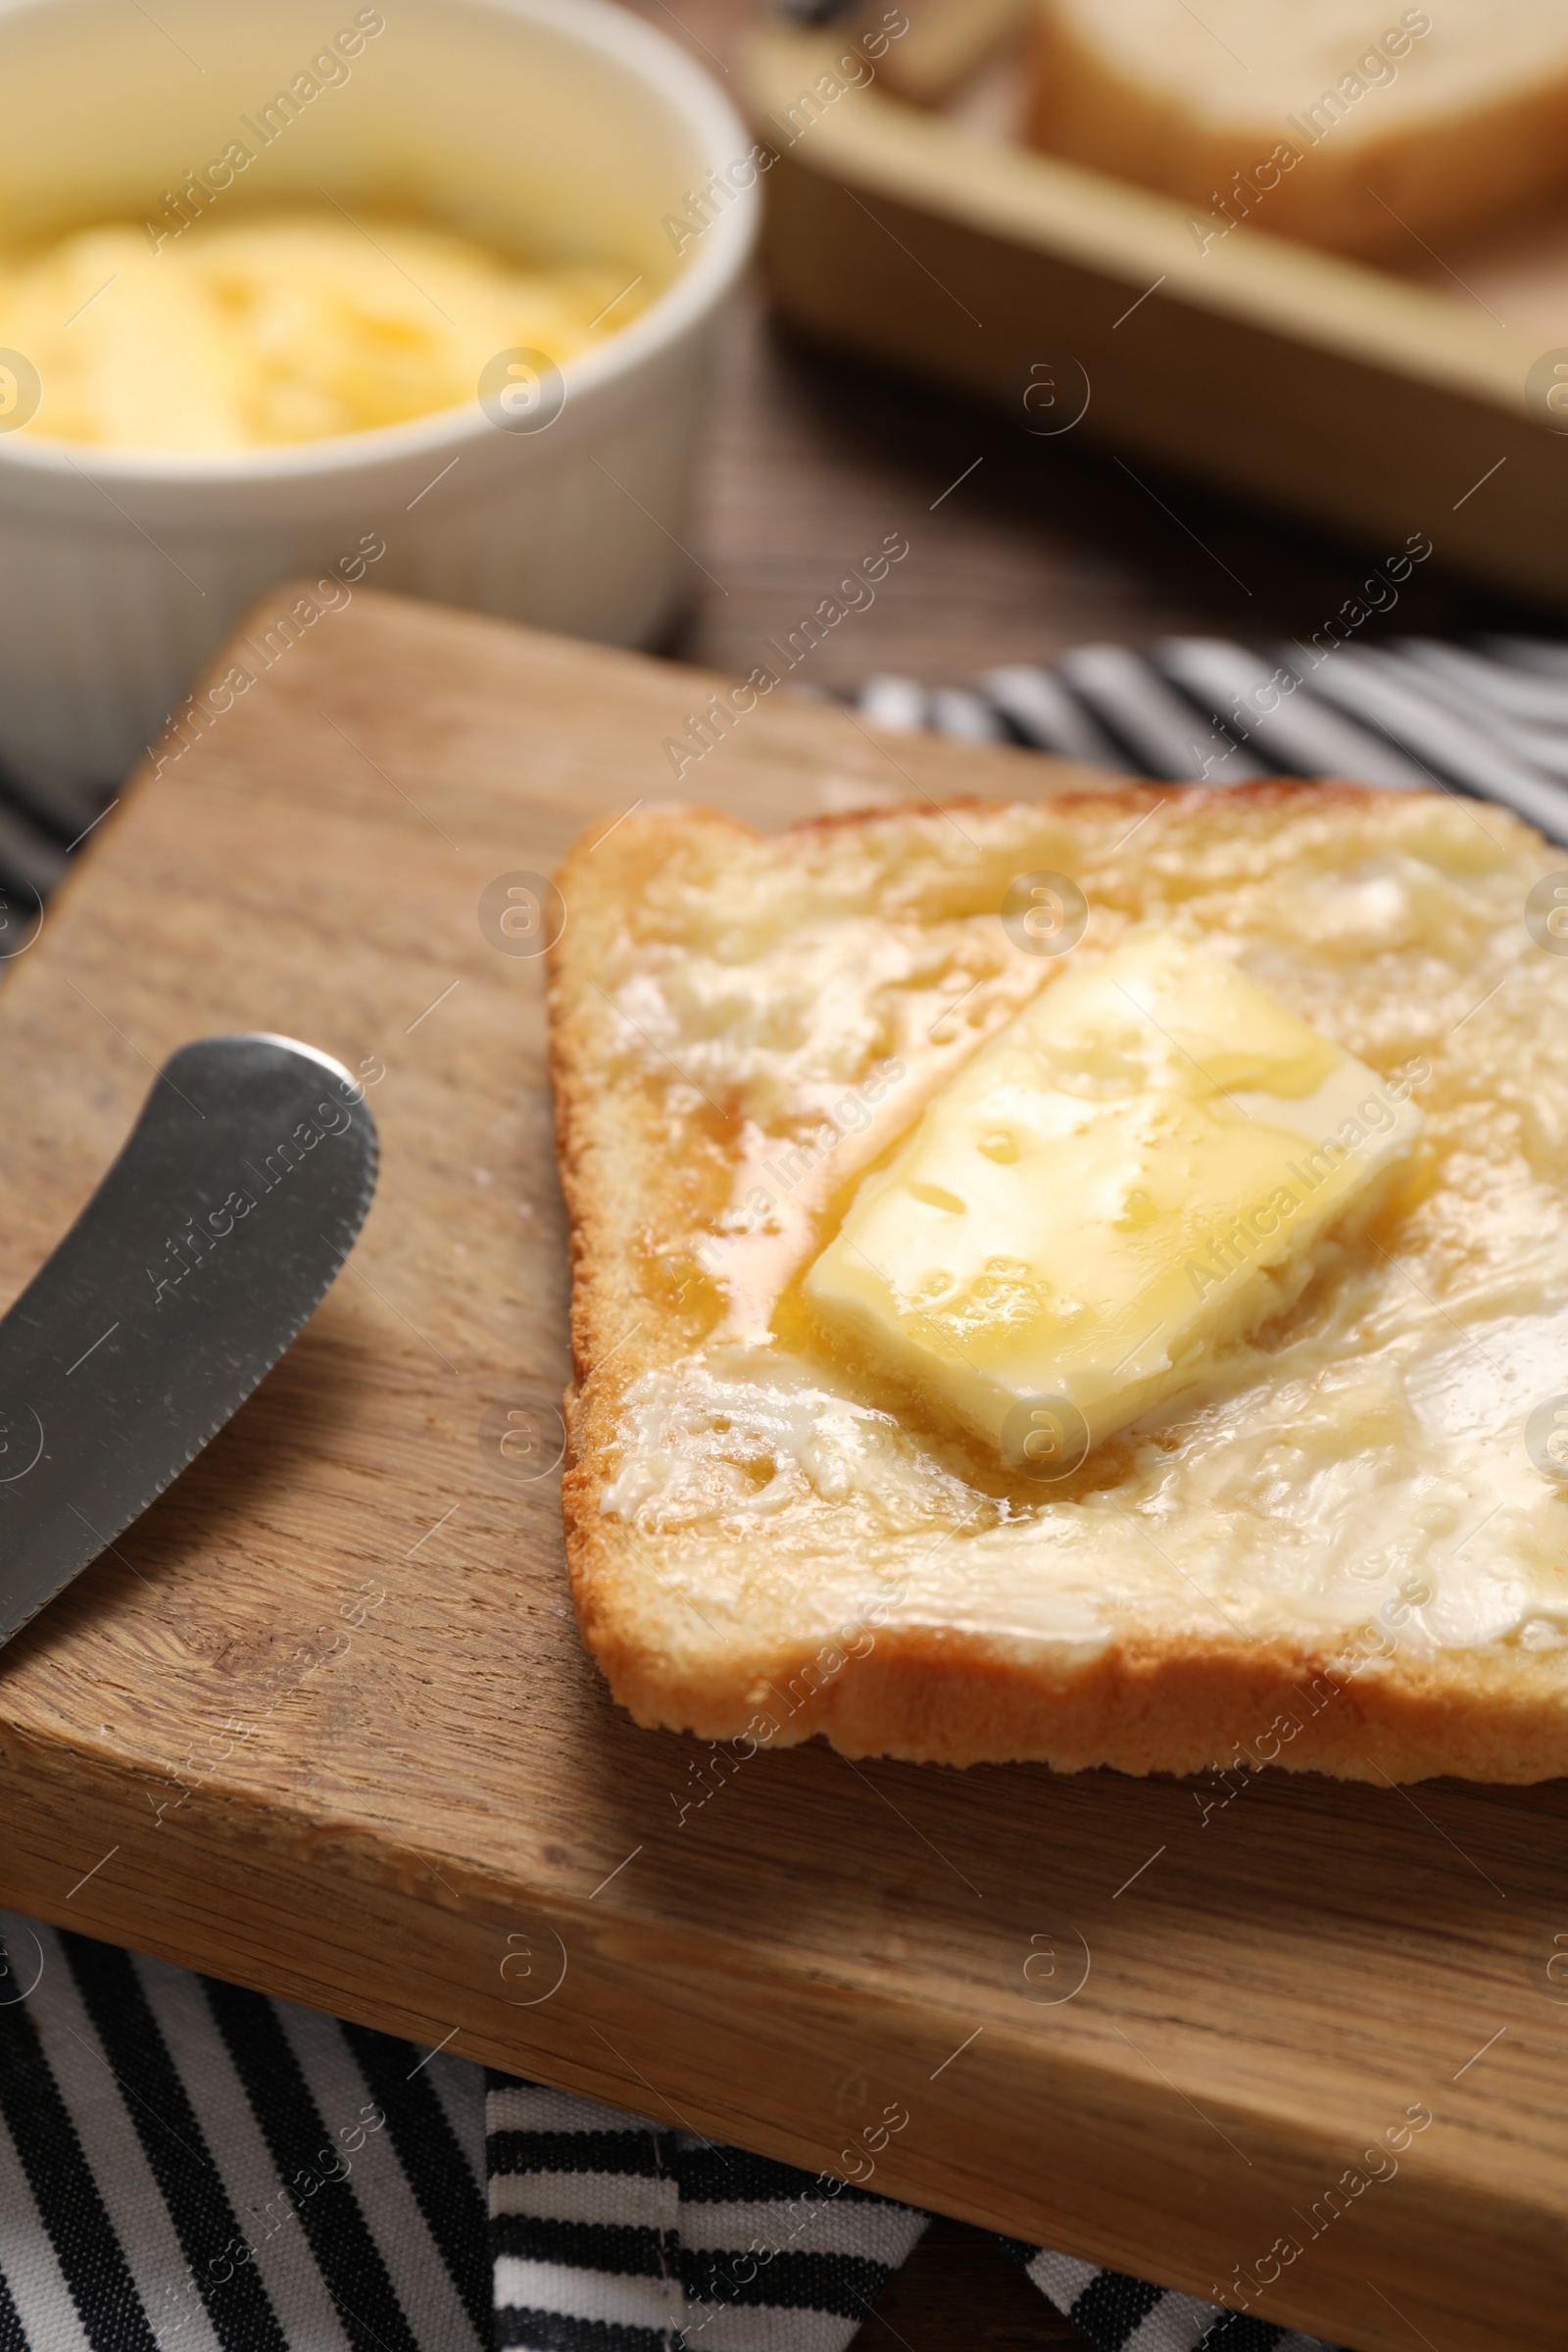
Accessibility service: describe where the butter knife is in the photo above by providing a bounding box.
[0,1032,378,1648]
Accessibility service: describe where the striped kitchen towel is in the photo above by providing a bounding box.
[853,632,1568,842]
[7,627,1550,2352]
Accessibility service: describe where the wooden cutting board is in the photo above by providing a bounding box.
[0,588,1561,2352]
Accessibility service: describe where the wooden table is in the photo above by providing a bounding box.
[673,278,1527,702]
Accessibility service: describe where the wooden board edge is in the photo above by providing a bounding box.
[0,1732,1551,2352]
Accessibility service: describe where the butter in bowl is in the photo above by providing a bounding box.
[0,0,757,795]
[0,207,649,450]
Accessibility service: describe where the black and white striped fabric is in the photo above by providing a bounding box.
[854,634,1568,843]
[487,2076,929,2349]
[0,1910,490,2352]
[12,630,1556,2352]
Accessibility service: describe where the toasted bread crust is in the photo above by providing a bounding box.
[549,783,1568,1781]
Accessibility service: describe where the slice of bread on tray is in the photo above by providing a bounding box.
[1028,1,1568,258]
[548,781,1568,1782]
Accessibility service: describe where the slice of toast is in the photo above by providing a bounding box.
[548,781,1568,1782]
[1028,1,1568,258]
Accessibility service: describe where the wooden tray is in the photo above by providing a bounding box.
[0,586,1562,2351]
[743,17,1568,612]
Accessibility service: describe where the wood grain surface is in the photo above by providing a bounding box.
[0,589,1561,2352]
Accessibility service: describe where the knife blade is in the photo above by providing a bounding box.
[0,1032,378,1648]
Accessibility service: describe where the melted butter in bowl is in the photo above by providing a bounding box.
[0,209,646,448]
[0,0,758,792]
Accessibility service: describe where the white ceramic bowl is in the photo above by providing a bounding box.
[0,0,757,795]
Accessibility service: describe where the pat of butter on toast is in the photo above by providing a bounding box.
[805,929,1423,1469]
